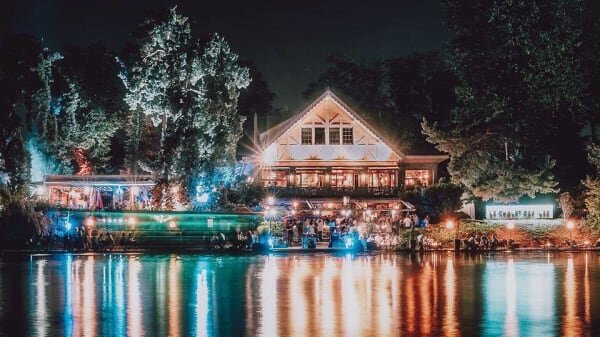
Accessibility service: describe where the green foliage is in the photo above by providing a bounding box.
[123,8,250,207]
[424,0,585,202]
[0,197,40,249]
[399,181,464,222]
[584,145,600,229]
[421,181,464,221]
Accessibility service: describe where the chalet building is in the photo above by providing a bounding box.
[253,89,447,211]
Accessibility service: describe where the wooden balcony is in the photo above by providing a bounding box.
[262,186,402,198]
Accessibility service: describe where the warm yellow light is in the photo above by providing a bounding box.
[266,196,275,206]
[85,217,95,227]
[328,202,333,209]
[292,201,299,209]
[507,221,515,230]
[169,221,176,229]
[128,217,137,226]
[291,209,297,215]
[566,221,575,230]
[445,220,454,229]
[584,240,590,246]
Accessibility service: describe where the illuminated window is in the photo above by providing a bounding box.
[314,127,325,145]
[342,128,353,144]
[329,128,340,144]
[301,128,312,145]
[404,170,430,186]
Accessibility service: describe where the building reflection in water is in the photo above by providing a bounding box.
[168,256,181,337]
[195,268,210,337]
[127,256,142,336]
[443,256,459,337]
[13,252,600,337]
[33,259,48,337]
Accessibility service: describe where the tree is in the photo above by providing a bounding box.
[122,8,250,208]
[121,7,193,179]
[178,34,250,203]
[579,15,600,143]
[423,0,584,202]
[60,44,128,172]
[584,145,600,228]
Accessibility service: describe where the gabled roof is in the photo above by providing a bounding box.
[260,89,406,158]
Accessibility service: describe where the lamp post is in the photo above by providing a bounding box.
[446,220,459,251]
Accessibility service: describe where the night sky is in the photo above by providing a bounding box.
[2,0,449,110]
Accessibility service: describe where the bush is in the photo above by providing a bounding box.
[0,198,40,249]
[399,181,464,222]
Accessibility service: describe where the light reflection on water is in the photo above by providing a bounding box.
[1,253,600,336]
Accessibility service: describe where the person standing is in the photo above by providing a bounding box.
[317,218,324,242]
[287,222,294,247]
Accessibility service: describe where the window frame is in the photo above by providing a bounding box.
[342,127,354,145]
[314,127,326,145]
[329,127,340,145]
[301,128,313,145]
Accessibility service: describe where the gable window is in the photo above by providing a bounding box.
[301,128,312,145]
[342,128,353,144]
[329,128,340,144]
[314,127,325,145]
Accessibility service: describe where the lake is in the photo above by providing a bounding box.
[0,252,598,336]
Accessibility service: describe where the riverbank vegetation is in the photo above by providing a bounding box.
[2,1,600,238]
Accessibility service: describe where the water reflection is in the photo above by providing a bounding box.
[3,253,600,336]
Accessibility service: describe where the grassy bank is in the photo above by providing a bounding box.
[409,219,599,248]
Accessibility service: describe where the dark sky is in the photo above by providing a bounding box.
[2,0,449,110]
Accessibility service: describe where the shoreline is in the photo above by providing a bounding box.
[3,246,600,255]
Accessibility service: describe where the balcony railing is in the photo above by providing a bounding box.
[263,186,402,198]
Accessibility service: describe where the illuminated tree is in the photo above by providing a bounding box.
[423,0,584,202]
[122,9,250,208]
[584,145,600,228]
[121,7,192,178]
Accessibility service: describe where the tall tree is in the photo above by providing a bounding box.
[176,34,250,202]
[580,15,600,143]
[584,145,600,228]
[122,8,250,208]
[423,0,584,202]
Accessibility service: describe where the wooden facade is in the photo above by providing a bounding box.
[254,90,447,200]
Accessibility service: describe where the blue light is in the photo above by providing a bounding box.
[65,222,72,230]
[268,238,273,247]
[345,238,353,248]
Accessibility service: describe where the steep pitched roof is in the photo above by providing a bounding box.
[260,89,406,158]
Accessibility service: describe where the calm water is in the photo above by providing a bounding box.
[1,252,599,337]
